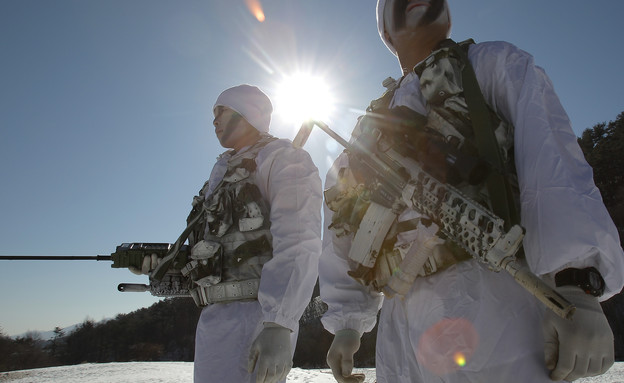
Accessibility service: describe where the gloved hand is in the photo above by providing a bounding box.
[326,329,365,383]
[542,286,614,381]
[128,253,160,275]
[248,322,292,383]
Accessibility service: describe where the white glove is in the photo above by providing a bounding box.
[326,329,365,383]
[128,253,160,275]
[248,322,292,383]
[542,286,614,381]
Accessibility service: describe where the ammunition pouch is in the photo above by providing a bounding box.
[326,167,471,292]
[181,240,223,287]
[365,238,472,293]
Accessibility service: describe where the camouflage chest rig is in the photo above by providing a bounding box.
[326,39,520,294]
[182,136,277,307]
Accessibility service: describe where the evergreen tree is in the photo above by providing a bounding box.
[578,111,624,360]
[578,112,624,243]
[45,326,66,361]
[0,329,12,372]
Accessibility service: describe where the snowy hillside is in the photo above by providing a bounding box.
[1,362,623,382]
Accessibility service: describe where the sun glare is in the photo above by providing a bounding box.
[274,73,335,125]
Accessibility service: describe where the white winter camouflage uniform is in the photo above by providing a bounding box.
[319,40,624,383]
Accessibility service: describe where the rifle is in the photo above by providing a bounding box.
[293,119,575,319]
[0,242,191,297]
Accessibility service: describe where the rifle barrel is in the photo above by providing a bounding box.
[0,255,112,261]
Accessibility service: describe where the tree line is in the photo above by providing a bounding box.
[0,293,339,372]
[1,112,623,373]
[577,111,624,361]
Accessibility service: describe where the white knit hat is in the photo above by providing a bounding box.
[213,84,273,133]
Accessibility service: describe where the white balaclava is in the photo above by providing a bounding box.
[213,84,273,133]
[376,0,451,57]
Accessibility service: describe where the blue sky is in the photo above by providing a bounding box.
[1,0,623,337]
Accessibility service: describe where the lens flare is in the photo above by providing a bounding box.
[416,318,479,376]
[245,0,265,22]
[453,352,467,367]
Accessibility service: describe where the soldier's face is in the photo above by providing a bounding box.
[383,0,450,39]
[213,106,256,150]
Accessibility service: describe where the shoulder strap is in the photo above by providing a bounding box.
[448,39,520,229]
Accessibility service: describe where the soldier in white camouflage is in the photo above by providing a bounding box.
[319,1,624,382]
[133,84,322,383]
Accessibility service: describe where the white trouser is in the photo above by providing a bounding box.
[193,300,299,383]
[375,259,560,383]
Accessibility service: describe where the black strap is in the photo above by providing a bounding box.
[152,209,204,281]
[452,40,520,229]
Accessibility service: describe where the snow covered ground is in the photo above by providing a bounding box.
[1,362,623,383]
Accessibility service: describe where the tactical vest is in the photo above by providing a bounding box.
[326,39,520,293]
[183,136,276,306]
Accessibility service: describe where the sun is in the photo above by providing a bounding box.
[274,72,335,126]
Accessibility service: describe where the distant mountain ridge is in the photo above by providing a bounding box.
[12,323,86,341]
